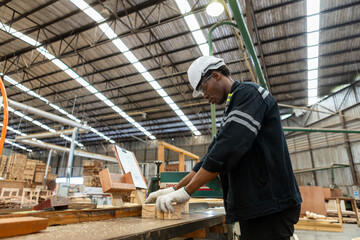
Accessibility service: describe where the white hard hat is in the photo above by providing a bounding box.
[187,56,226,97]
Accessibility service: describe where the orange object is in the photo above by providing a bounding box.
[0,76,8,157]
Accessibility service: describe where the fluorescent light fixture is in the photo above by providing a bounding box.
[175,109,184,116]
[75,77,90,87]
[307,46,319,58]
[14,111,25,118]
[37,47,55,60]
[119,111,129,119]
[184,15,200,31]
[141,72,154,81]
[103,99,114,107]
[149,135,156,140]
[148,81,161,90]
[180,115,189,122]
[99,23,117,39]
[138,127,147,132]
[307,70,318,80]
[307,32,319,46]
[175,0,191,14]
[17,84,31,92]
[192,30,207,45]
[133,62,146,73]
[112,39,129,52]
[206,1,224,17]
[169,103,180,111]
[112,106,122,113]
[65,69,80,79]
[306,0,320,106]
[306,0,320,15]
[308,89,317,97]
[133,122,141,128]
[51,59,69,70]
[95,92,107,101]
[67,114,77,120]
[126,117,135,123]
[307,58,318,70]
[32,120,42,126]
[199,43,209,56]
[86,85,98,93]
[4,75,18,85]
[194,130,201,136]
[156,89,168,97]
[69,0,88,10]
[184,121,193,127]
[163,96,174,104]
[123,51,138,63]
[49,103,60,110]
[24,116,33,121]
[308,80,318,89]
[84,8,104,22]
[58,108,68,115]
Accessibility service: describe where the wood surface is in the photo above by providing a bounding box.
[0,156,9,178]
[299,186,327,216]
[0,216,48,238]
[0,206,142,226]
[181,228,208,238]
[295,218,342,232]
[142,204,156,218]
[164,204,182,220]
[7,154,27,181]
[8,211,226,240]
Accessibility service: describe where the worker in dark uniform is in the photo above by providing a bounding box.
[146,56,302,240]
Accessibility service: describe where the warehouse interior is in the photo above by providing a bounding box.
[0,0,359,239]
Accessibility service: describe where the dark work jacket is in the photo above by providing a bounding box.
[193,81,302,223]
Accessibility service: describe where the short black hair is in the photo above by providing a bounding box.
[203,65,231,79]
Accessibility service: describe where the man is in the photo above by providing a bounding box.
[146,56,302,240]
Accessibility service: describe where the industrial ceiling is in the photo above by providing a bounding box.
[0,0,359,150]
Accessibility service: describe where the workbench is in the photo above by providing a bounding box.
[9,209,226,240]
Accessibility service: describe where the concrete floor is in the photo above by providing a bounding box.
[295,224,360,240]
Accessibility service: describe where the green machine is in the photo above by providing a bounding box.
[160,172,223,198]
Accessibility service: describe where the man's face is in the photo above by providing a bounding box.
[199,72,226,105]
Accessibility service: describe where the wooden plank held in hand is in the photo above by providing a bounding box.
[0,217,48,238]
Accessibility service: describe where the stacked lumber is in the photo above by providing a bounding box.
[0,197,21,209]
[34,161,51,183]
[82,160,102,187]
[0,156,9,178]
[24,160,37,181]
[6,154,27,180]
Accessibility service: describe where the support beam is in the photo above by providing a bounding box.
[7,98,90,130]
[18,139,117,163]
[15,128,87,140]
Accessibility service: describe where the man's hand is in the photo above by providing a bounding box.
[156,187,191,213]
[145,187,175,204]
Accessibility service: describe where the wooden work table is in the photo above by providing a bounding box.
[10,210,226,240]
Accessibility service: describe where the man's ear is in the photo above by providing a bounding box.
[213,71,221,81]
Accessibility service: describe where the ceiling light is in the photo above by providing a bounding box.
[206,1,224,17]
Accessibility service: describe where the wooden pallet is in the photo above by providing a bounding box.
[7,154,27,181]
[0,156,9,178]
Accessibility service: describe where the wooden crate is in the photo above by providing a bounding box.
[24,160,37,181]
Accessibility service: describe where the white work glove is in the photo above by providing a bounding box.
[145,187,175,203]
[156,187,191,213]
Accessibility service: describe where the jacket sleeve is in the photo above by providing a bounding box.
[201,85,270,173]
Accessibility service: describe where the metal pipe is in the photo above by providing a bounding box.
[208,21,239,137]
[18,139,117,163]
[7,99,90,130]
[283,126,360,134]
[66,128,78,182]
[15,128,87,140]
[43,149,53,187]
[228,0,268,89]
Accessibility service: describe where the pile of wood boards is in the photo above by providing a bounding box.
[82,160,102,187]
[0,197,21,209]
[3,154,27,180]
